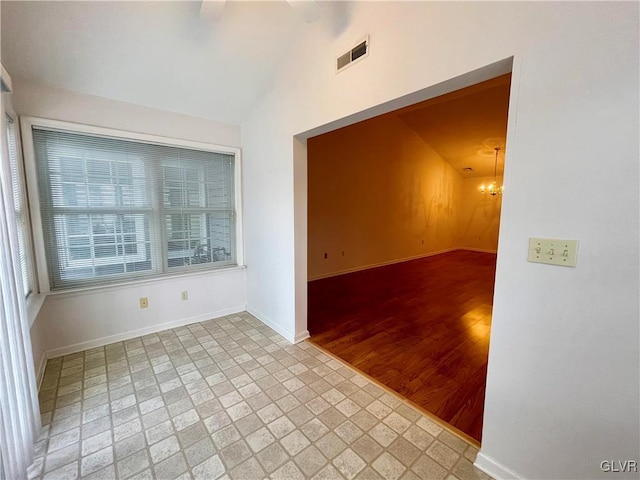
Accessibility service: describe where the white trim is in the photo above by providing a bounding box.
[45,265,246,299]
[17,118,49,292]
[294,330,310,343]
[6,112,38,298]
[474,452,525,480]
[26,293,47,328]
[43,305,245,361]
[0,82,41,478]
[308,248,458,281]
[0,64,12,93]
[460,247,498,254]
[246,306,295,344]
[35,351,48,391]
[20,116,240,154]
[19,116,244,294]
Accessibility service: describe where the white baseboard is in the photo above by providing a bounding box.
[475,452,524,480]
[246,305,296,344]
[460,247,498,254]
[294,330,310,343]
[308,248,459,281]
[35,351,48,391]
[44,305,245,360]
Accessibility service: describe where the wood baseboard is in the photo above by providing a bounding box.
[308,248,460,281]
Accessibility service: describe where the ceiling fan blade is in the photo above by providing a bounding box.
[287,0,323,24]
[200,0,226,23]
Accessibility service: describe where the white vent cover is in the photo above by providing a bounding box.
[336,36,369,72]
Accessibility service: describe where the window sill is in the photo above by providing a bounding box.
[27,293,47,328]
[42,264,247,299]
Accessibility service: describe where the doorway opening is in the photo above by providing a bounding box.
[305,72,512,443]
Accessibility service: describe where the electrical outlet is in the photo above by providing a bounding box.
[181,291,188,301]
[139,297,149,309]
[528,238,579,267]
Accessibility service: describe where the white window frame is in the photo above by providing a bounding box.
[20,116,244,293]
[4,110,37,298]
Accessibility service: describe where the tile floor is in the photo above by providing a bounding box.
[29,312,492,480]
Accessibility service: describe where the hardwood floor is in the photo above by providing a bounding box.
[308,250,495,442]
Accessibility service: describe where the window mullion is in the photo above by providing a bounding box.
[151,159,168,275]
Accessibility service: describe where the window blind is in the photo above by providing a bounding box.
[6,116,33,297]
[32,127,236,290]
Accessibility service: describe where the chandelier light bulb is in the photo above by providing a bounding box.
[480,147,503,196]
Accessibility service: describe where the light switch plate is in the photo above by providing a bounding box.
[528,238,579,267]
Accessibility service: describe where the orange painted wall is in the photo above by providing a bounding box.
[308,114,464,279]
[458,175,503,252]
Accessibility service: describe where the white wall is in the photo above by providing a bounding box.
[242,2,639,479]
[34,269,246,359]
[13,78,241,147]
[12,80,247,377]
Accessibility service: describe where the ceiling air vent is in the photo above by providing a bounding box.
[336,36,369,73]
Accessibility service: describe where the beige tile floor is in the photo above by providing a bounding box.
[29,312,492,480]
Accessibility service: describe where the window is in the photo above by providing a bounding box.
[6,115,34,297]
[0,65,41,480]
[31,125,238,290]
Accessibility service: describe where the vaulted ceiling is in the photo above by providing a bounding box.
[1,1,310,124]
[2,1,510,176]
[397,75,511,178]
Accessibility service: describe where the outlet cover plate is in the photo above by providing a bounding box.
[528,238,578,267]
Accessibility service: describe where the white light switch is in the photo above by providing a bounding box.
[528,238,578,267]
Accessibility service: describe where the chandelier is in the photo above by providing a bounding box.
[480,147,503,196]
